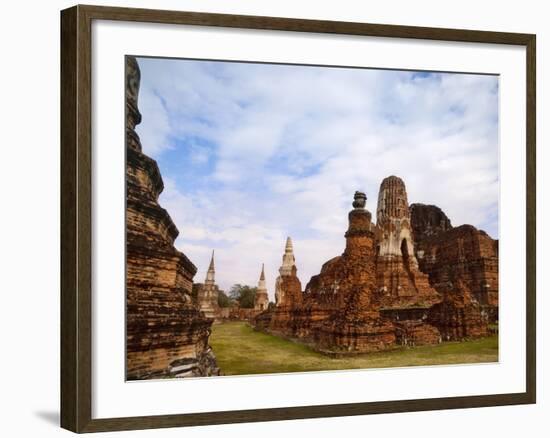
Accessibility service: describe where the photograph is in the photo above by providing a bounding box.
[125,55,499,380]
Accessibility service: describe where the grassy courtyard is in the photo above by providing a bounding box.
[210,321,498,376]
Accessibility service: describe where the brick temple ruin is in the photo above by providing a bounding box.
[193,253,268,321]
[194,251,221,320]
[126,56,219,379]
[255,176,498,354]
[254,264,270,311]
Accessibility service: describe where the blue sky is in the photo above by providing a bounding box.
[135,57,499,296]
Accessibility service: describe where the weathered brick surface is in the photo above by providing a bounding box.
[126,57,218,380]
[427,280,489,340]
[415,224,499,307]
[412,205,498,330]
[410,203,453,242]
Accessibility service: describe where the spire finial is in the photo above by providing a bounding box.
[352,191,367,210]
[260,263,265,281]
[285,236,293,252]
[279,237,297,276]
[208,250,215,271]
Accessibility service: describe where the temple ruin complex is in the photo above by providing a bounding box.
[255,175,497,354]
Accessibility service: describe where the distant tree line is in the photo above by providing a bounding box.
[191,283,264,309]
[229,284,258,308]
[217,289,232,308]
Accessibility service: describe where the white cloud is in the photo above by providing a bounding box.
[137,58,499,296]
[135,87,172,156]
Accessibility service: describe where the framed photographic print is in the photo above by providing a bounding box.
[60,4,536,433]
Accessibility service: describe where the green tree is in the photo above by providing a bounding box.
[229,284,257,308]
[217,289,233,308]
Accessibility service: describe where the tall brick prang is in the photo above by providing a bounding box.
[375,176,441,309]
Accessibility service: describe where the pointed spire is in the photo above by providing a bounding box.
[205,250,215,284]
[285,236,293,252]
[257,263,267,290]
[279,236,296,276]
[208,250,215,271]
[255,263,269,311]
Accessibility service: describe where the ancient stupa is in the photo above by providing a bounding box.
[254,264,269,311]
[125,56,218,379]
[196,251,220,320]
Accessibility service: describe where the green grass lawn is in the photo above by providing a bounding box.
[210,322,498,376]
